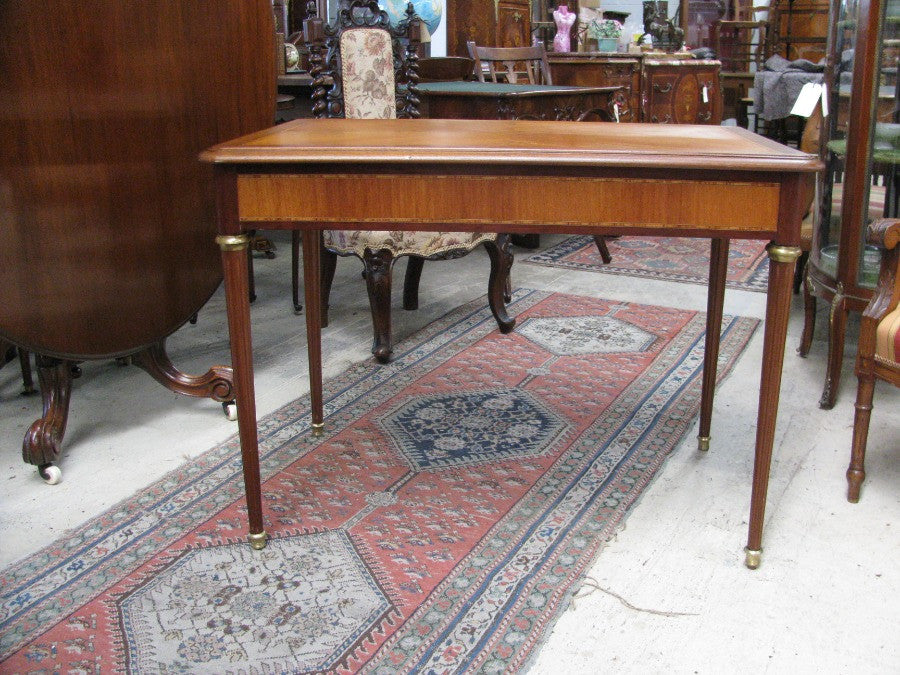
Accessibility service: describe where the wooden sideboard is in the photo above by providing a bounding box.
[548,52,723,124]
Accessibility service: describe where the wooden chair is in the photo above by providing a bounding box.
[466,41,554,85]
[297,0,515,363]
[466,39,612,262]
[712,20,769,124]
[847,218,900,502]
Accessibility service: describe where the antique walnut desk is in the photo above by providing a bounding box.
[201,118,820,568]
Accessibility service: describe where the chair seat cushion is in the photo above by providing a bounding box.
[875,304,900,365]
[323,230,496,258]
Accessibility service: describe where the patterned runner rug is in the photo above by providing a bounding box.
[0,290,758,673]
[524,237,771,292]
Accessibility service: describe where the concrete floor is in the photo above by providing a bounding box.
[1,232,898,673]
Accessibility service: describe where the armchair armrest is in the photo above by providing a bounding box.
[864,218,900,324]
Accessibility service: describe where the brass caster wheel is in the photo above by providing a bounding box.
[39,463,62,485]
[223,401,237,421]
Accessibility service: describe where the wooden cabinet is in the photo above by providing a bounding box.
[447,0,531,57]
[642,59,722,124]
[549,53,722,124]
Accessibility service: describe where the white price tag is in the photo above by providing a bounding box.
[613,103,620,123]
[821,82,829,117]
[702,85,708,103]
[790,82,823,118]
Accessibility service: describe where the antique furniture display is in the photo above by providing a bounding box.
[201,118,820,566]
[467,41,554,84]
[446,0,532,57]
[799,0,899,408]
[847,218,900,502]
[0,1,276,482]
[770,0,830,62]
[548,52,722,123]
[297,0,514,363]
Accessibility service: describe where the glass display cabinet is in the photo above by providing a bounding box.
[800,0,899,408]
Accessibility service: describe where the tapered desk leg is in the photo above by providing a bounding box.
[301,229,325,436]
[217,233,267,551]
[698,238,728,452]
[745,243,802,569]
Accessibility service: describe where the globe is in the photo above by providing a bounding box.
[380,0,443,37]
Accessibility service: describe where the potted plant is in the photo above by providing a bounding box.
[587,18,623,52]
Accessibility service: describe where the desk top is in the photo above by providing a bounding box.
[202,118,821,174]
[416,82,620,98]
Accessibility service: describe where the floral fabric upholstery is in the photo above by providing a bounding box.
[341,28,396,120]
[329,28,498,259]
[875,304,900,365]
[323,229,496,258]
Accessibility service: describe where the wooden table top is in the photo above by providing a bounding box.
[202,118,822,173]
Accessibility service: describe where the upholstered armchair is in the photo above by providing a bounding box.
[297,0,515,362]
[847,218,900,502]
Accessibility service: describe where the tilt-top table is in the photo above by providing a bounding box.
[201,118,821,568]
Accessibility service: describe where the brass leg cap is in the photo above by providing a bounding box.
[744,547,762,569]
[698,436,710,452]
[248,531,268,550]
[311,422,325,437]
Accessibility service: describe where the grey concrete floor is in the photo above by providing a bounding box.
[1,231,898,672]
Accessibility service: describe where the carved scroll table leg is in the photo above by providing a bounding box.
[23,355,75,484]
[745,244,802,569]
[302,229,325,436]
[698,238,728,452]
[218,231,267,550]
[132,339,235,417]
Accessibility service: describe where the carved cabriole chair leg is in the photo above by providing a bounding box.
[593,235,612,264]
[403,257,424,310]
[485,234,516,333]
[291,230,303,314]
[363,249,395,363]
[798,266,816,356]
[320,246,338,327]
[132,340,235,403]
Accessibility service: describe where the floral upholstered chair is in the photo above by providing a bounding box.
[847,218,900,502]
[298,0,514,362]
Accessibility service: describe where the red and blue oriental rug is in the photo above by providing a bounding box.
[524,237,771,292]
[0,290,758,673]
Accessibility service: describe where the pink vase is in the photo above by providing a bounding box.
[552,6,575,52]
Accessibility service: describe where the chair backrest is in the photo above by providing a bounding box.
[304,0,423,119]
[466,41,553,85]
[712,20,769,74]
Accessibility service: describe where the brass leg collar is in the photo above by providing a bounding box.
[248,530,268,550]
[216,234,250,251]
[766,244,802,264]
[698,436,710,452]
[744,547,762,569]
[311,422,325,437]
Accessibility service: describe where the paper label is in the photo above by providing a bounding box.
[702,85,708,103]
[790,82,822,118]
[613,103,620,123]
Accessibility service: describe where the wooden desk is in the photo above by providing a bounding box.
[202,118,821,568]
[417,81,626,122]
